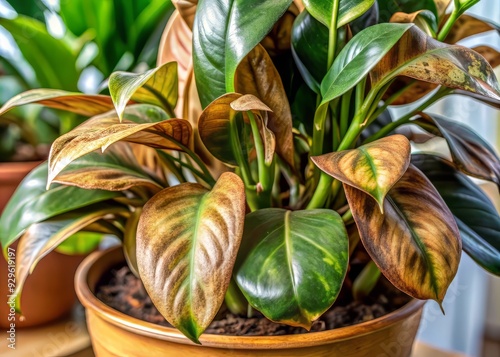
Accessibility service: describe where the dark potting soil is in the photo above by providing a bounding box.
[96,264,411,336]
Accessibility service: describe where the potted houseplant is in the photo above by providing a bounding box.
[2,0,500,354]
[0,0,176,327]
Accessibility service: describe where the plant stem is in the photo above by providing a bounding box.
[355,78,366,113]
[352,261,381,300]
[437,9,460,41]
[327,0,341,69]
[229,112,254,187]
[342,209,353,223]
[247,111,273,191]
[340,89,352,137]
[225,279,248,316]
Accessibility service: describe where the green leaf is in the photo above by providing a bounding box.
[48,105,191,186]
[0,163,120,252]
[109,62,178,121]
[192,0,293,108]
[413,154,500,275]
[0,89,116,117]
[378,0,438,22]
[54,143,163,192]
[312,135,411,212]
[235,208,348,329]
[291,10,329,93]
[453,0,480,13]
[414,113,500,188]
[303,0,376,29]
[345,164,461,303]
[371,26,500,101]
[0,16,81,90]
[320,23,413,104]
[136,172,246,343]
[55,232,102,255]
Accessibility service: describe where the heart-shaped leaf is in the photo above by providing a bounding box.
[53,143,163,192]
[136,172,246,343]
[443,14,500,44]
[0,89,116,117]
[192,0,292,107]
[291,10,329,92]
[303,0,375,29]
[413,154,500,275]
[109,62,178,120]
[390,10,438,37]
[48,105,192,186]
[235,44,294,167]
[345,164,461,303]
[378,0,438,22]
[370,26,500,101]
[235,208,349,329]
[0,163,120,252]
[321,23,413,104]
[312,135,411,211]
[414,113,500,188]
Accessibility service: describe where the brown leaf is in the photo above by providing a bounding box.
[474,45,500,69]
[435,0,452,20]
[345,165,461,303]
[173,0,198,29]
[390,10,437,36]
[443,14,499,44]
[261,3,300,57]
[235,44,295,168]
[383,76,437,106]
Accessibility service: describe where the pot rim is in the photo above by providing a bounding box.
[75,246,426,350]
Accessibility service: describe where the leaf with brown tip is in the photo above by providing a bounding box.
[345,164,461,303]
[443,14,500,44]
[235,44,295,167]
[0,89,115,117]
[312,135,411,212]
[390,10,438,37]
[371,25,500,101]
[136,172,246,343]
[48,105,191,186]
[109,62,178,121]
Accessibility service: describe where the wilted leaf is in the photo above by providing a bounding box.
[193,0,292,107]
[378,0,438,22]
[0,89,116,117]
[136,172,246,343]
[235,44,295,167]
[443,14,500,44]
[474,46,500,69]
[109,62,178,120]
[371,26,500,102]
[0,163,120,252]
[345,164,461,303]
[312,135,411,211]
[414,113,500,188]
[390,10,438,37]
[54,143,163,192]
[235,208,348,329]
[383,77,437,106]
[48,105,192,186]
[413,154,500,275]
[302,0,375,29]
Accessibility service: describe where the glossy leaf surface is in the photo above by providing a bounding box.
[345,165,461,303]
[0,163,119,251]
[235,208,349,329]
[0,89,115,117]
[48,105,191,185]
[313,135,411,211]
[413,154,500,275]
[109,62,178,120]
[192,0,292,107]
[302,0,375,29]
[136,172,246,343]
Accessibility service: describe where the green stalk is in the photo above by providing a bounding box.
[247,111,273,191]
[352,261,381,300]
[327,0,341,69]
[229,112,254,187]
[437,8,460,41]
[225,279,248,316]
[355,78,366,113]
[340,89,352,137]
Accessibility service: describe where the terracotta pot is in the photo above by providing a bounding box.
[0,161,41,213]
[0,246,86,328]
[76,247,426,356]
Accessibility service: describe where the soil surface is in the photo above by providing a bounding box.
[96,264,411,336]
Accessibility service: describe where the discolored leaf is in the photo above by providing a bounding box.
[302,0,375,29]
[378,0,438,22]
[109,62,178,120]
[173,0,198,28]
[435,0,452,19]
[235,208,349,329]
[474,46,500,69]
[48,105,192,186]
[413,154,500,275]
[136,172,246,343]
[235,44,295,167]
[383,77,437,106]
[124,208,142,277]
[0,89,116,117]
[312,135,411,211]
[443,14,500,44]
[192,0,292,107]
[414,113,500,188]
[53,143,163,192]
[345,164,461,303]
[0,163,120,252]
[371,26,500,102]
[321,23,413,104]
[390,10,438,37]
